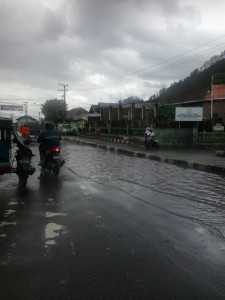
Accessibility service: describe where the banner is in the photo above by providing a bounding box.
[0,105,23,111]
[175,107,203,122]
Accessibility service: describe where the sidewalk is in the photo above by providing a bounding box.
[63,136,225,176]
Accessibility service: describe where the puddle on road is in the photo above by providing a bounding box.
[45,222,64,239]
[4,210,16,217]
[0,221,17,228]
[0,222,17,240]
[8,201,19,206]
[45,212,67,218]
[45,240,57,246]
[44,222,66,250]
[195,227,206,234]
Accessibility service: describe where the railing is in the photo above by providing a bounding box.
[197,132,225,143]
[91,126,225,146]
[99,126,145,136]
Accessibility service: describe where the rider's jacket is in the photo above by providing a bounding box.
[144,129,155,140]
[20,126,31,136]
[37,129,61,148]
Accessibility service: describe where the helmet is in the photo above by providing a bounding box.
[45,122,54,130]
[146,127,150,130]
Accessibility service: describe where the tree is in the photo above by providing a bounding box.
[157,103,175,121]
[41,99,67,123]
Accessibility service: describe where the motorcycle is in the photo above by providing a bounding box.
[144,135,160,150]
[40,146,65,178]
[0,118,36,188]
[14,142,36,188]
[21,134,32,145]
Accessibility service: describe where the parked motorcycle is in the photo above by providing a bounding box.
[144,135,160,150]
[40,146,65,178]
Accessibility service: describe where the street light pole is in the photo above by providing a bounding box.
[210,75,214,120]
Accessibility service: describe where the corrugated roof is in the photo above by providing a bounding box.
[204,84,225,100]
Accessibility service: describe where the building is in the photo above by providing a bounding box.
[88,102,155,129]
[67,107,88,132]
[203,84,225,123]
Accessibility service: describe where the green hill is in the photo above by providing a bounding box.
[148,58,225,104]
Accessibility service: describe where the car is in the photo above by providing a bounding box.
[58,124,72,135]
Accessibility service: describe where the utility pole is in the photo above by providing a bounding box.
[23,102,28,123]
[58,83,68,121]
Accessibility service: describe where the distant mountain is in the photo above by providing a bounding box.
[119,96,144,104]
[200,50,225,71]
[148,54,225,104]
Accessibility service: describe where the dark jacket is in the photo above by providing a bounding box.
[37,129,61,149]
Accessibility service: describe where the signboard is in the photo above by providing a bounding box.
[175,107,203,122]
[0,105,23,111]
[213,123,224,131]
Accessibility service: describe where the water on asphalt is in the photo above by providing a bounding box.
[1,141,225,299]
[65,142,225,242]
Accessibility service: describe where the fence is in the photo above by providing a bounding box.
[97,126,225,148]
[197,132,225,144]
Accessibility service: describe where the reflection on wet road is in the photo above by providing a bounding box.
[66,142,225,241]
[1,141,225,299]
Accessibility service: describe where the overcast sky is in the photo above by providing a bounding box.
[0,0,225,119]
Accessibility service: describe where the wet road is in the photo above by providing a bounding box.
[0,140,225,299]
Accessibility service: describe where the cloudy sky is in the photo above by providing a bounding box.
[0,0,225,119]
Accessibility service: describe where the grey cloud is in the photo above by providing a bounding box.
[0,0,224,114]
[38,8,68,41]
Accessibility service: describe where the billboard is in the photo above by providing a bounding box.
[175,107,203,122]
[0,105,23,111]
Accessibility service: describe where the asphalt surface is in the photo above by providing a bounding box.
[63,135,225,176]
[1,139,225,300]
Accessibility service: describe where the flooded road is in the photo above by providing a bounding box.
[0,140,225,299]
[66,142,225,239]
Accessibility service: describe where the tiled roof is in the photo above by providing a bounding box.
[204,84,225,99]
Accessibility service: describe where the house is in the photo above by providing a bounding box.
[169,84,225,131]
[203,84,225,123]
[88,104,101,130]
[88,102,155,129]
[67,107,88,131]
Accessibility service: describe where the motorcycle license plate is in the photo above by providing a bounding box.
[53,155,63,160]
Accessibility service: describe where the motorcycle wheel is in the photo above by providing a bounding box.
[18,174,28,188]
[144,141,150,149]
[155,143,160,150]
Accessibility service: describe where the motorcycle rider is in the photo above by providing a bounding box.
[37,122,61,165]
[145,127,155,138]
[19,124,32,145]
[20,124,31,136]
[144,127,155,146]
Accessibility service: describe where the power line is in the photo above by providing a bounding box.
[68,37,225,91]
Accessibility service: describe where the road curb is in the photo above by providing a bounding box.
[64,137,225,176]
[216,150,225,157]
